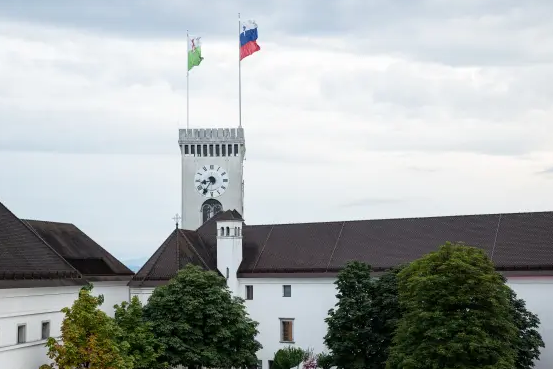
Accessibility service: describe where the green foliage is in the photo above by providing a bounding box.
[316,352,335,369]
[386,243,518,369]
[114,296,166,369]
[272,346,305,369]
[370,265,405,369]
[324,260,379,369]
[143,264,262,368]
[506,286,545,369]
[41,284,133,369]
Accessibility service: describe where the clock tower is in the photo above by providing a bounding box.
[178,127,245,230]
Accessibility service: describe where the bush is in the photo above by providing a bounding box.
[273,346,305,369]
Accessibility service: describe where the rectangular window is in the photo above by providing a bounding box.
[216,145,220,156]
[17,324,26,344]
[228,144,233,156]
[203,145,208,156]
[257,360,263,369]
[191,145,196,156]
[209,144,214,156]
[222,144,226,156]
[234,144,239,156]
[42,321,50,340]
[245,285,253,300]
[280,318,294,342]
[184,145,189,155]
[283,285,291,297]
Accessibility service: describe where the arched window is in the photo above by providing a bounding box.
[220,227,224,236]
[238,227,241,236]
[226,227,230,236]
[234,226,238,236]
[201,199,223,224]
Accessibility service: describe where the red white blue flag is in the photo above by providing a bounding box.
[240,20,260,61]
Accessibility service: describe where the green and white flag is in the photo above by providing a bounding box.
[188,36,203,71]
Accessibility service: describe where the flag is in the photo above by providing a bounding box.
[188,36,203,71]
[239,20,260,60]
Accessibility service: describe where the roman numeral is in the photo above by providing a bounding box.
[221,172,226,176]
[223,179,228,182]
[197,185,202,190]
[217,167,221,171]
[210,165,214,169]
[203,166,207,171]
[221,186,226,190]
[195,179,200,182]
[210,192,214,197]
[197,173,202,176]
[216,190,220,195]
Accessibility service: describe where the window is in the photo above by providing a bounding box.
[257,360,263,369]
[245,285,253,300]
[283,285,291,297]
[42,321,50,339]
[268,360,274,369]
[17,324,26,344]
[280,318,294,342]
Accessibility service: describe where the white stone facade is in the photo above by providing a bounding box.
[179,128,246,230]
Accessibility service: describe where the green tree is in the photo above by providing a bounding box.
[272,346,305,369]
[40,284,132,369]
[114,296,166,369]
[370,265,405,369]
[387,243,518,369]
[324,260,377,369]
[316,352,335,369]
[143,264,262,369]
[506,285,545,369]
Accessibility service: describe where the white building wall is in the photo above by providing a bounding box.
[130,287,155,305]
[240,276,553,369]
[0,286,81,369]
[92,281,131,317]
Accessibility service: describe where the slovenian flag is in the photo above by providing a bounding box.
[240,20,260,61]
[188,36,203,71]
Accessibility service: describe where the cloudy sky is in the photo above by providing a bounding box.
[1,0,553,262]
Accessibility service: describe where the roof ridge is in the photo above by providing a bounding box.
[325,221,346,272]
[178,230,211,270]
[135,230,176,286]
[251,225,274,272]
[23,218,75,226]
[18,218,81,277]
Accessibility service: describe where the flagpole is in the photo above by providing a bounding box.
[186,30,190,129]
[238,13,242,128]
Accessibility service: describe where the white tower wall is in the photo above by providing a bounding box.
[179,128,245,230]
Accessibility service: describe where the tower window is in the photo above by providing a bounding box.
[201,199,223,224]
[196,145,201,157]
[184,145,189,155]
[203,145,208,156]
[234,144,239,156]
[220,227,224,236]
[209,144,214,156]
[216,145,220,156]
[228,144,233,156]
[222,144,226,156]
[42,321,50,339]
[226,227,230,236]
[191,145,195,156]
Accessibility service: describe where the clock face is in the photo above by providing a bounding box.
[194,164,229,198]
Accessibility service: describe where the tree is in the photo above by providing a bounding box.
[114,296,166,369]
[272,346,305,369]
[40,284,132,369]
[143,264,262,368]
[506,285,545,369]
[316,352,335,369]
[387,243,518,369]
[370,265,405,369]
[324,260,377,369]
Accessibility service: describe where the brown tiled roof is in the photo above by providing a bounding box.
[0,201,84,288]
[130,210,553,284]
[129,228,215,287]
[23,220,134,280]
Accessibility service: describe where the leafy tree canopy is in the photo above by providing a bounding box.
[143,264,262,369]
[41,284,132,369]
[273,346,305,369]
[387,243,518,369]
[324,260,377,369]
[114,296,166,369]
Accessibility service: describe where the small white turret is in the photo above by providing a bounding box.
[216,210,244,295]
